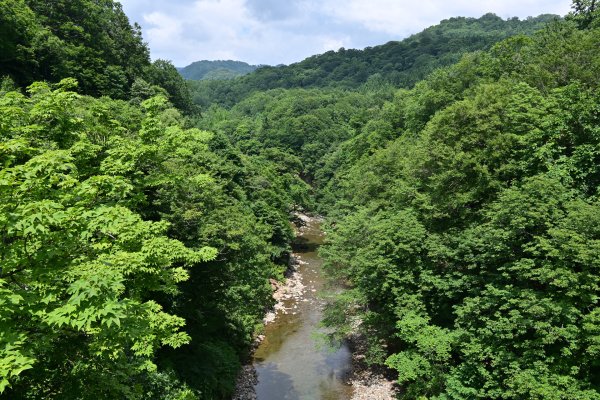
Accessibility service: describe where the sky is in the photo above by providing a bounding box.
[118,0,572,68]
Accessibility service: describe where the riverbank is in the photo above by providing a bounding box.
[231,260,304,400]
[232,215,309,400]
[347,334,399,400]
[232,213,397,400]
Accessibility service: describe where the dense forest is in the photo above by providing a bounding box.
[0,1,308,398]
[1,0,599,399]
[188,13,558,108]
[178,61,259,81]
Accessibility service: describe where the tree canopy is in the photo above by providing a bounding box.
[1,1,599,398]
[178,60,259,81]
[187,13,559,108]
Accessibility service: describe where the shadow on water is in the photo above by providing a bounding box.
[255,362,300,400]
[291,240,320,253]
[292,234,322,253]
[319,345,353,380]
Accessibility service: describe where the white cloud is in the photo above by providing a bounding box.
[322,0,571,35]
[320,36,349,53]
[144,12,183,49]
[118,0,573,66]
[321,1,440,35]
[139,0,258,64]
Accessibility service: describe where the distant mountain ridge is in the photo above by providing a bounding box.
[188,13,560,107]
[178,60,260,80]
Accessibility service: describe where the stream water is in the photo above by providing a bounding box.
[252,217,354,400]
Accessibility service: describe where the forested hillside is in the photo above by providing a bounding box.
[189,13,558,108]
[1,0,600,399]
[0,1,309,398]
[195,2,600,398]
[0,0,194,111]
[178,60,259,81]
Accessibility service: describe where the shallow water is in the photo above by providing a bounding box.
[253,218,353,400]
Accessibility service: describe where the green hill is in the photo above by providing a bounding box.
[0,0,194,111]
[4,1,600,399]
[189,13,559,107]
[178,60,259,80]
[196,7,600,398]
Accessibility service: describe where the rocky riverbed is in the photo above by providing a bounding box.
[347,334,399,400]
[231,251,305,400]
[232,213,312,400]
[232,214,397,400]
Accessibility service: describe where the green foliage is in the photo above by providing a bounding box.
[196,88,386,189]
[0,78,297,399]
[188,18,600,397]
[178,60,259,81]
[0,0,39,85]
[318,16,600,399]
[188,14,558,107]
[0,0,150,97]
[0,82,215,398]
[0,0,194,112]
[569,0,600,28]
[144,60,196,114]
[3,2,599,399]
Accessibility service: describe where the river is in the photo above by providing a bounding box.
[252,216,354,400]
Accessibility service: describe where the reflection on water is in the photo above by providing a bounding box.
[255,363,299,400]
[253,218,353,400]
